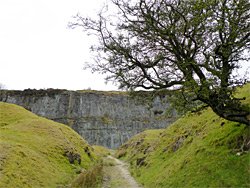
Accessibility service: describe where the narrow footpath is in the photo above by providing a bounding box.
[102,155,141,188]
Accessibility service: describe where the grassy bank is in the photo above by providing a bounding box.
[116,84,250,187]
[0,102,101,188]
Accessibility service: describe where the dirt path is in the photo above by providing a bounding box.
[102,155,141,188]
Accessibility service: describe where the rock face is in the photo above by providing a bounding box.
[0,89,178,149]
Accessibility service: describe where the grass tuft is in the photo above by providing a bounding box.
[71,163,103,188]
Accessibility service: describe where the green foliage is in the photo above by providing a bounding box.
[69,0,250,125]
[116,84,250,187]
[0,102,101,188]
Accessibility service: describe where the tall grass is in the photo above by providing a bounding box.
[71,163,103,188]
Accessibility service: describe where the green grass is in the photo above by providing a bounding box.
[92,145,111,157]
[76,90,128,96]
[0,102,101,188]
[116,83,250,187]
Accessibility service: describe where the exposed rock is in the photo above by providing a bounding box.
[0,89,178,149]
[84,147,91,157]
[172,135,188,152]
[65,150,81,164]
[136,157,147,167]
[236,151,247,156]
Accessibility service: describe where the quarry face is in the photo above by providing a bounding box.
[0,89,178,149]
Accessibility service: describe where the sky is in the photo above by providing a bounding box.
[0,0,249,91]
[0,0,119,91]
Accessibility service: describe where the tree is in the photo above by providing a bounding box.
[69,0,250,125]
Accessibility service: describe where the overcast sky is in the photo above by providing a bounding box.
[0,0,249,91]
[0,0,119,91]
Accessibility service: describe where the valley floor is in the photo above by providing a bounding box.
[101,153,141,188]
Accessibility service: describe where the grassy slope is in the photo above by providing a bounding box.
[117,84,250,187]
[92,145,111,157]
[0,102,100,188]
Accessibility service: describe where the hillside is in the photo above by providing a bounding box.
[0,89,177,149]
[116,84,250,187]
[0,102,101,188]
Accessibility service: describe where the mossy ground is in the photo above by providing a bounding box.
[0,102,101,188]
[116,84,250,187]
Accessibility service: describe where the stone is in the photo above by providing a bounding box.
[0,89,178,149]
[136,157,146,167]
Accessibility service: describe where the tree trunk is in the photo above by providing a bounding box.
[213,107,250,125]
[207,94,250,125]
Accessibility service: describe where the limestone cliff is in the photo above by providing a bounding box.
[0,89,178,149]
